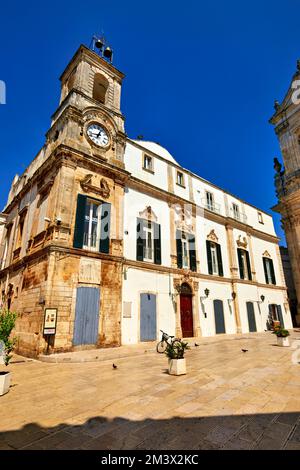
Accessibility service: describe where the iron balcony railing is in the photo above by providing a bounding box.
[229,207,247,224]
[201,198,221,215]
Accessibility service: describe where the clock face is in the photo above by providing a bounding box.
[86,124,110,147]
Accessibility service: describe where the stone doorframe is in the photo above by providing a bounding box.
[173,276,202,338]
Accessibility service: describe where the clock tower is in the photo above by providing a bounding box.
[48,44,126,167]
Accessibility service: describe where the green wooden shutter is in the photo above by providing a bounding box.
[99,203,111,254]
[136,218,145,261]
[176,230,183,269]
[73,194,87,249]
[206,240,213,275]
[263,257,269,284]
[237,248,244,279]
[270,259,276,285]
[245,250,252,281]
[188,234,197,272]
[154,222,161,265]
[216,243,224,277]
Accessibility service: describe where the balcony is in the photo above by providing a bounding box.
[201,198,221,215]
[229,207,247,224]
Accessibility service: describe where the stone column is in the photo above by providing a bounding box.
[173,279,182,337]
[193,281,202,337]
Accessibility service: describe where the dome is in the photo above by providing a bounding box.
[131,140,178,165]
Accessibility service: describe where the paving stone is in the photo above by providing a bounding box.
[0,332,300,450]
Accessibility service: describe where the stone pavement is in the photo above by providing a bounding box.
[1,331,300,450]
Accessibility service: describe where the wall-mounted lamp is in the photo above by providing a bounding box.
[200,289,210,318]
[227,291,236,304]
[200,288,209,301]
[260,295,265,303]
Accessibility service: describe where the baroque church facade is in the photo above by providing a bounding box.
[0,44,292,357]
[271,60,300,327]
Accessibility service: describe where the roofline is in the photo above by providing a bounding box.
[126,138,274,218]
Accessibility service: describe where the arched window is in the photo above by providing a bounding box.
[93,74,109,104]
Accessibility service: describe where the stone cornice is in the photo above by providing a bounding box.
[123,259,287,291]
[0,241,287,293]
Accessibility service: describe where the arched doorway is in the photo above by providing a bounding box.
[180,283,194,337]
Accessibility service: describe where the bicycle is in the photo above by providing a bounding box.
[156,329,182,353]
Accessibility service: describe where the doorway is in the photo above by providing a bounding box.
[180,283,194,337]
[246,301,257,332]
[214,299,226,334]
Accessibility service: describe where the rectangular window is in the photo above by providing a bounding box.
[74,195,111,254]
[143,220,154,262]
[143,155,153,172]
[263,257,276,285]
[83,199,101,251]
[176,230,197,271]
[240,251,249,279]
[206,241,224,276]
[17,215,25,248]
[210,243,219,275]
[237,248,252,280]
[206,191,214,211]
[232,203,240,221]
[177,171,185,187]
[182,233,189,269]
[258,212,264,224]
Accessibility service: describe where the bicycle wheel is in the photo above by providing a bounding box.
[156,341,167,353]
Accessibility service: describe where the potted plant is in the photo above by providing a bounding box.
[0,309,18,396]
[273,326,290,347]
[165,340,190,376]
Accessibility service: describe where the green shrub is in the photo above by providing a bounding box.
[0,309,18,366]
[272,327,290,338]
[165,340,190,360]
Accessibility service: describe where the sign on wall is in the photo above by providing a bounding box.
[43,308,58,335]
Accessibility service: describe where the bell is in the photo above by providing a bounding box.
[95,38,104,50]
[103,46,113,61]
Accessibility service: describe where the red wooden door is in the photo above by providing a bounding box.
[180,295,193,337]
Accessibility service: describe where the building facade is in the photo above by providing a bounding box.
[270,60,300,327]
[280,246,297,325]
[0,44,292,357]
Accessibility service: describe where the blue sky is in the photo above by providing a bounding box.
[0,0,299,244]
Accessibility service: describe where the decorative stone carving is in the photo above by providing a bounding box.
[262,250,271,258]
[207,229,218,243]
[236,235,248,248]
[80,175,110,199]
[139,206,158,222]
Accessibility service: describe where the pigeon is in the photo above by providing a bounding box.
[195,343,200,347]
[241,349,248,353]
[112,363,118,369]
